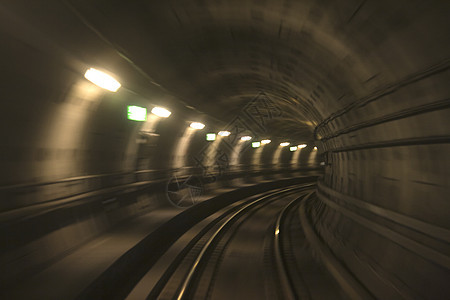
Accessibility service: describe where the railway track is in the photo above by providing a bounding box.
[127,184,317,299]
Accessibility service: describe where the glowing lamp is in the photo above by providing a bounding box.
[241,136,252,141]
[261,139,271,144]
[84,68,121,92]
[298,144,307,149]
[289,146,297,152]
[218,131,231,137]
[151,107,171,118]
[190,122,205,129]
[206,133,216,141]
[280,142,290,147]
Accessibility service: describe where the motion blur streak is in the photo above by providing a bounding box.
[230,140,246,168]
[172,127,196,172]
[252,146,263,170]
[272,146,283,169]
[291,146,302,167]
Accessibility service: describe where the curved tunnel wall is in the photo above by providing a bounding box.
[311,4,450,297]
[310,2,450,297]
[0,2,319,285]
[1,1,449,297]
[0,1,318,198]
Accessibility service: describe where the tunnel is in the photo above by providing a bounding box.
[1,1,449,299]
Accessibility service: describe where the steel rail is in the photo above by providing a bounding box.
[273,193,310,300]
[175,183,315,300]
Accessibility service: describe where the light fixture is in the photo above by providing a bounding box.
[241,136,252,141]
[289,146,298,152]
[84,68,121,92]
[190,122,205,130]
[261,139,271,144]
[280,142,290,147]
[151,107,171,118]
[252,141,261,148]
[218,131,231,136]
[127,106,147,121]
[206,133,216,141]
[314,146,318,150]
[298,144,307,149]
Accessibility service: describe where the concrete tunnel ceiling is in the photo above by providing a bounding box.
[0,1,447,203]
[65,0,450,143]
[63,0,371,141]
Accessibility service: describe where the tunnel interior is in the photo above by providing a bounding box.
[1,1,449,299]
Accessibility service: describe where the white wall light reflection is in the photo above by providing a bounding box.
[172,127,196,172]
[292,145,302,167]
[308,146,318,166]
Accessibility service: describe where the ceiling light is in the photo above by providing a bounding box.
[252,142,261,148]
[261,139,271,144]
[218,131,231,136]
[84,68,121,92]
[190,122,205,130]
[151,107,171,118]
[314,146,318,150]
[289,146,297,152]
[298,144,307,149]
[241,136,252,141]
[206,133,216,141]
[280,142,290,147]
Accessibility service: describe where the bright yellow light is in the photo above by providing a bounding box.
[298,144,307,149]
[218,131,231,136]
[314,146,318,150]
[261,139,271,144]
[190,122,205,130]
[84,68,121,92]
[290,146,297,152]
[252,142,261,148]
[241,136,252,141]
[151,107,171,118]
[280,142,290,147]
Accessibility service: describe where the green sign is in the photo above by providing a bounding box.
[127,106,147,121]
[206,133,216,141]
